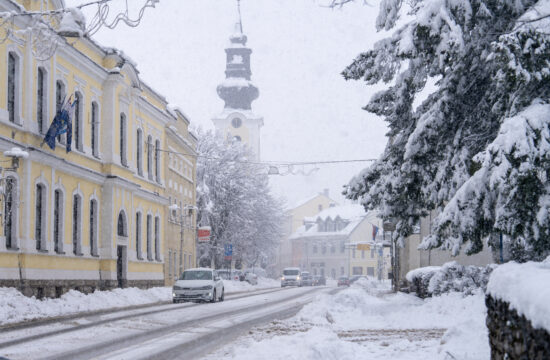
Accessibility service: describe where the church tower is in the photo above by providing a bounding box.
[212,0,263,160]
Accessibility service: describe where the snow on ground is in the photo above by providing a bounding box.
[203,278,489,360]
[0,277,279,326]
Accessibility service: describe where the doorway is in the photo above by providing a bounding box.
[117,245,127,288]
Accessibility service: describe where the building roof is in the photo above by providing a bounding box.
[290,204,367,239]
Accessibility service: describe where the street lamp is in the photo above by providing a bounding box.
[169,203,197,277]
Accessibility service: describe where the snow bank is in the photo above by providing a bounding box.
[223,277,280,293]
[0,286,170,326]
[0,277,279,326]
[486,258,550,332]
[405,266,441,282]
[204,279,489,360]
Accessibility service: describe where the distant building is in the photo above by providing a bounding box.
[275,189,336,275]
[289,204,390,279]
[212,7,263,160]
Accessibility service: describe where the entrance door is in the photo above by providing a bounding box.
[117,245,127,288]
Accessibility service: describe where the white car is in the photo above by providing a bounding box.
[172,268,224,303]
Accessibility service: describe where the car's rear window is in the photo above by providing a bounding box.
[283,269,299,275]
[180,270,212,280]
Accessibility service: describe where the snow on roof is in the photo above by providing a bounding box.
[486,258,550,332]
[314,204,366,222]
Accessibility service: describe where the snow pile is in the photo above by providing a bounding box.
[0,287,170,326]
[223,277,280,293]
[205,281,489,359]
[486,258,550,332]
[406,262,496,298]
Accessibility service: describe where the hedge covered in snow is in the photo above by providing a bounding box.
[406,262,496,298]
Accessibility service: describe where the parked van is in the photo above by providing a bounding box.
[281,267,301,287]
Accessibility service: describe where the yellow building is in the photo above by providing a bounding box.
[275,190,336,275]
[0,0,196,297]
[164,108,197,285]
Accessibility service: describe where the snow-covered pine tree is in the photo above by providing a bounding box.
[344,0,550,261]
[195,129,284,268]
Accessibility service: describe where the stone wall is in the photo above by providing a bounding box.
[486,295,550,360]
[0,279,163,299]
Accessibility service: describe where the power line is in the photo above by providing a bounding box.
[156,147,377,167]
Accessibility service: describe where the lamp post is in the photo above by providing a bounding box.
[383,219,397,291]
[169,203,197,277]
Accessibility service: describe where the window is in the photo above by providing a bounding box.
[4,177,17,249]
[322,245,326,254]
[155,139,161,182]
[74,92,83,151]
[330,245,335,253]
[54,189,63,253]
[136,212,142,259]
[91,102,99,157]
[120,114,127,166]
[7,52,18,123]
[35,184,46,251]
[352,267,363,275]
[72,194,82,255]
[90,199,98,256]
[117,211,127,237]
[155,216,160,260]
[340,241,345,253]
[146,214,152,260]
[318,204,323,212]
[312,245,317,254]
[362,250,365,259]
[37,67,46,133]
[136,129,143,175]
[371,249,375,258]
[367,267,375,276]
[231,117,242,128]
[147,135,153,180]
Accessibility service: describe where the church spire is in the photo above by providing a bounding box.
[216,0,259,110]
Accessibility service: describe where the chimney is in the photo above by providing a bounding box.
[323,188,329,197]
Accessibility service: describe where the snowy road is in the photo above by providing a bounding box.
[0,286,332,360]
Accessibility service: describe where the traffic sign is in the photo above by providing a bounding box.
[224,244,233,261]
[198,226,211,242]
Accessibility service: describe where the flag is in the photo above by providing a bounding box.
[372,225,379,241]
[43,96,74,152]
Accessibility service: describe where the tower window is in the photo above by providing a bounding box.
[231,117,242,128]
[233,135,241,142]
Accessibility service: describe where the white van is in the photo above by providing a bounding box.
[281,267,301,287]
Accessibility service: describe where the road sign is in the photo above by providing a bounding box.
[198,226,211,242]
[224,244,233,261]
[357,243,371,251]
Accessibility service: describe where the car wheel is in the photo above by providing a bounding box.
[211,290,217,303]
[220,289,225,302]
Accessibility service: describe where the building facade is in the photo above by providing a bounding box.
[164,108,197,285]
[289,204,389,279]
[0,0,196,297]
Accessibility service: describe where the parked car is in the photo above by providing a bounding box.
[313,275,326,286]
[172,268,224,303]
[281,267,301,287]
[299,271,313,286]
[244,271,258,285]
[337,276,350,287]
[349,275,362,284]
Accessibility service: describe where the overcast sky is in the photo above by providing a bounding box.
[68,0,389,207]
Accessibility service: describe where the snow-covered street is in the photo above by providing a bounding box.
[202,279,489,360]
[0,283,328,360]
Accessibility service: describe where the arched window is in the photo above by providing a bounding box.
[37,67,47,133]
[91,102,99,157]
[117,211,127,237]
[154,216,160,260]
[35,184,47,251]
[147,135,153,180]
[136,212,142,259]
[54,189,64,253]
[155,139,161,183]
[74,92,83,151]
[72,194,82,256]
[90,199,98,256]
[7,52,19,124]
[120,113,127,166]
[146,214,152,260]
[4,177,18,249]
[136,129,143,176]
